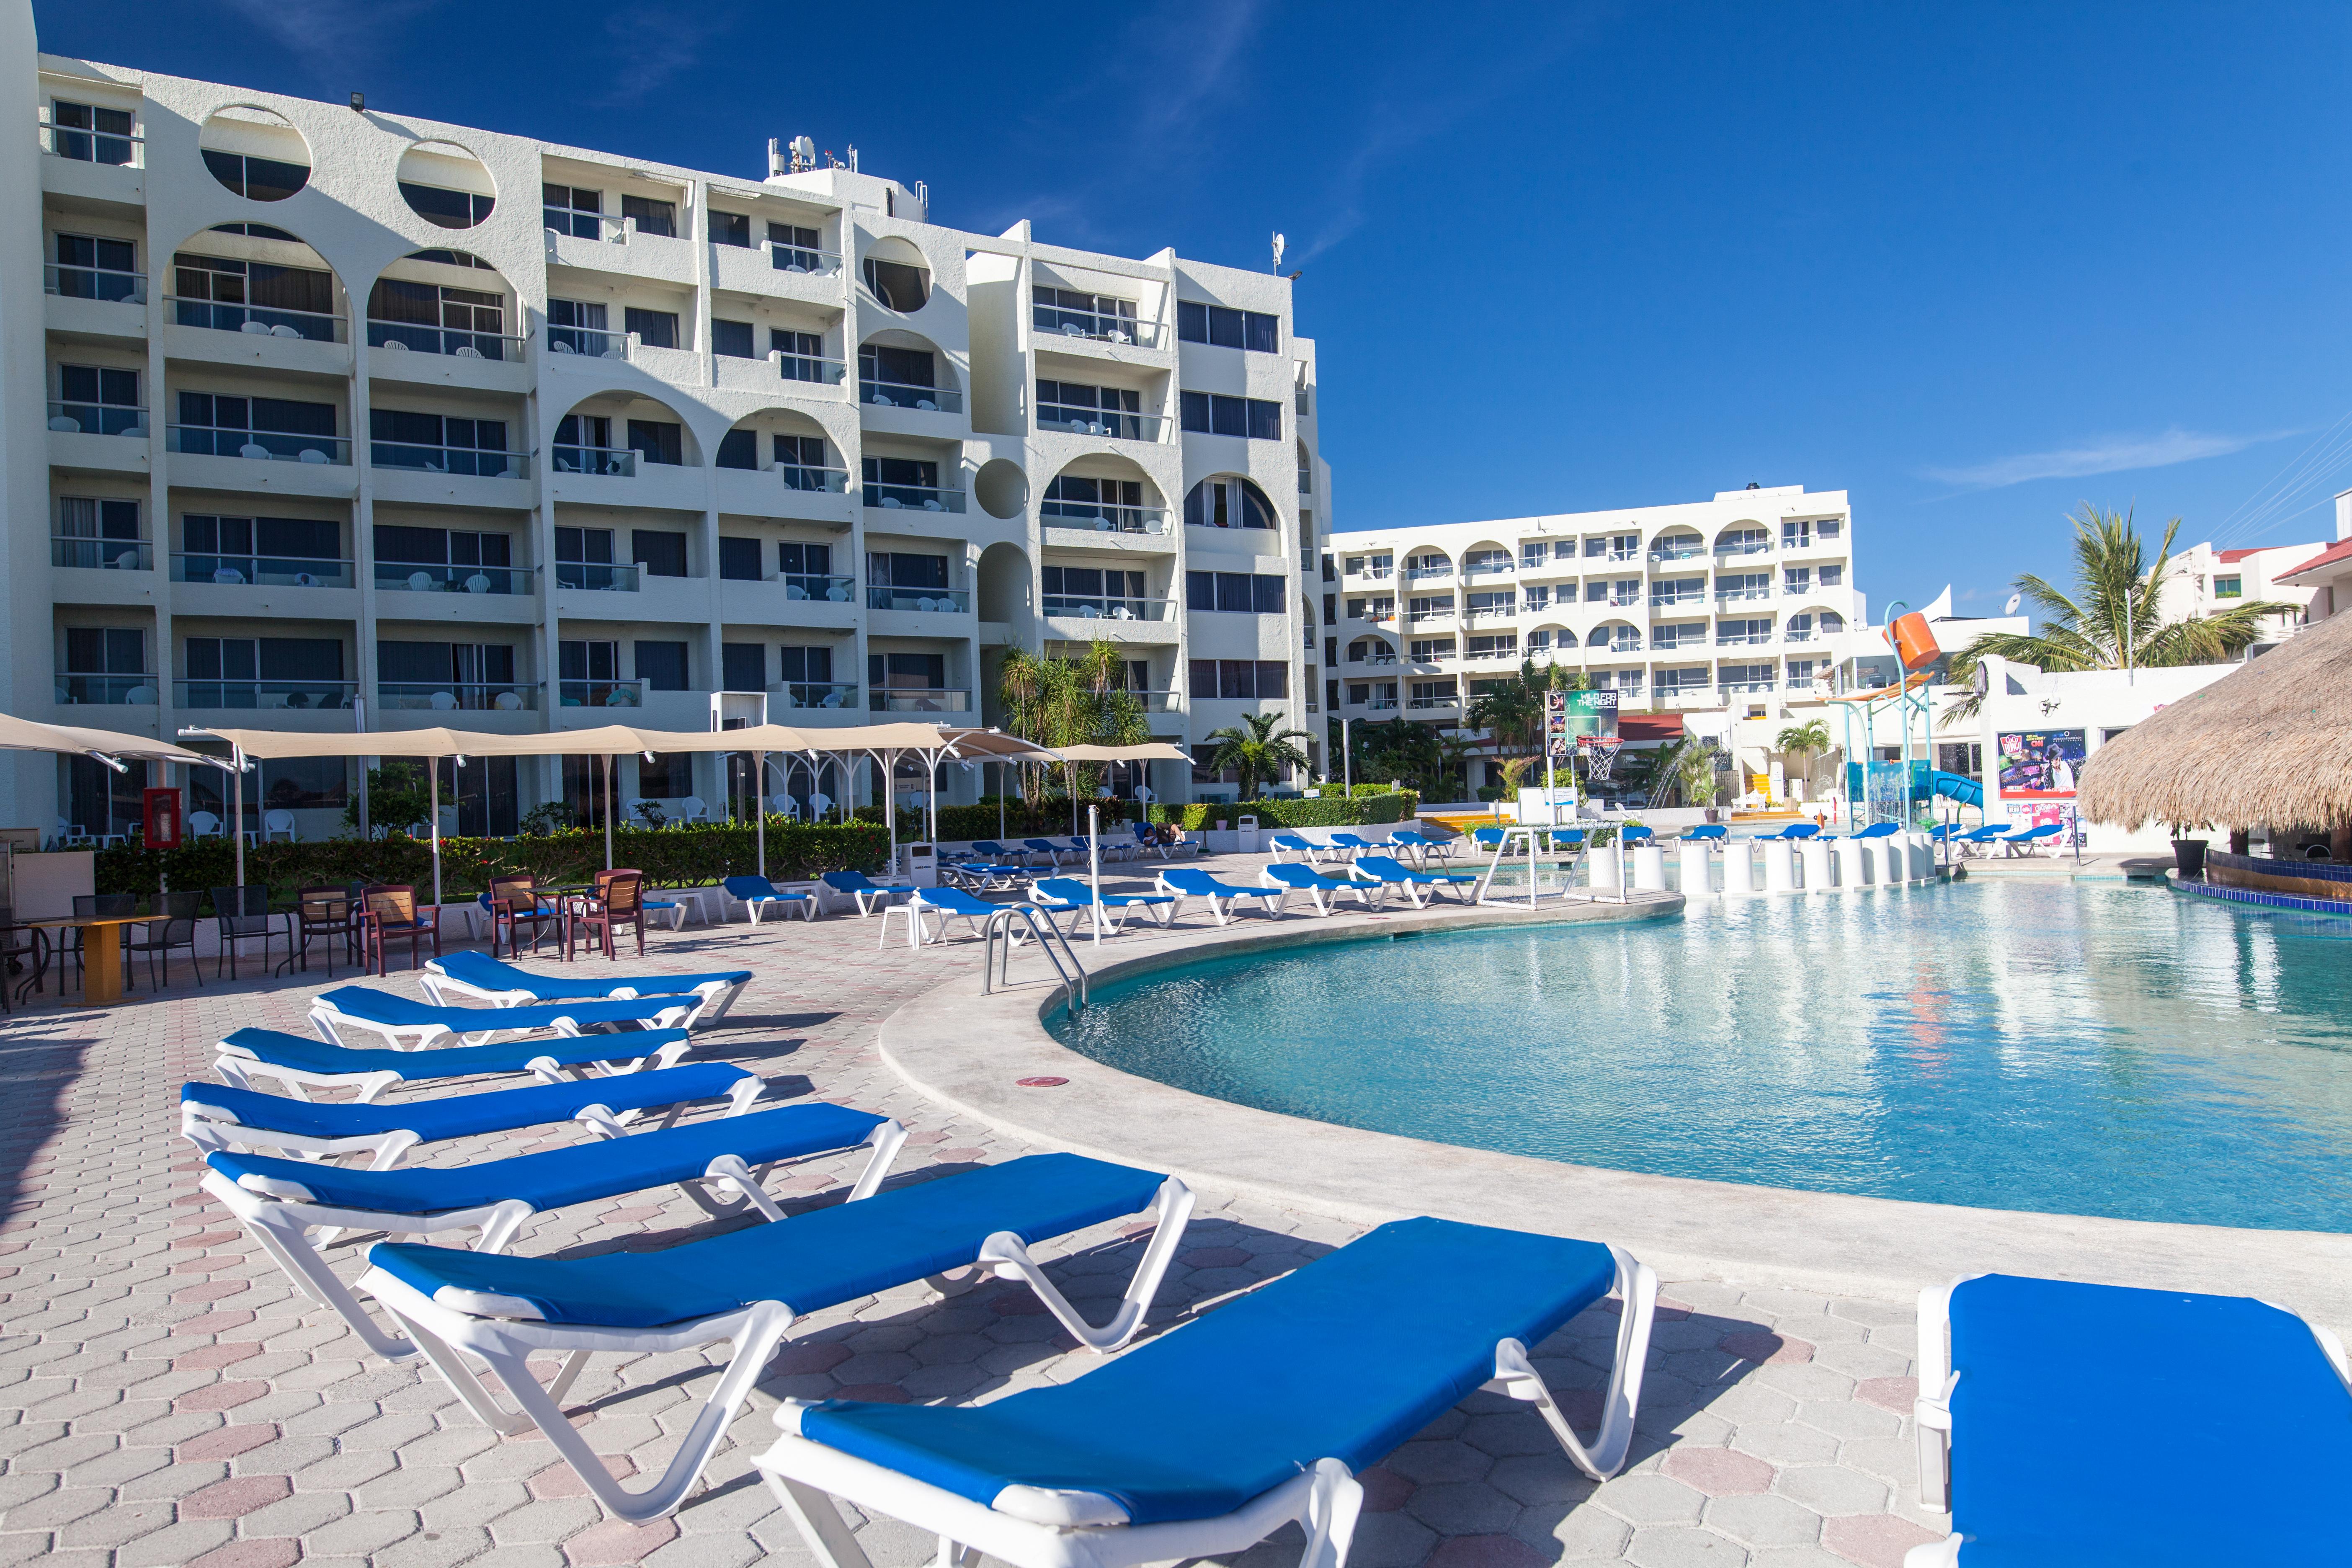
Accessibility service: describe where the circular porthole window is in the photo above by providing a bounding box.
[200,105,310,201]
[398,140,497,229]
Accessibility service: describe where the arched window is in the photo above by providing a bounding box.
[1184,475,1275,530]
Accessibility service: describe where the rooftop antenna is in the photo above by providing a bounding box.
[1271,232,1286,271]
[792,136,815,173]
[767,137,784,177]
[848,144,859,173]
[2003,592,2023,616]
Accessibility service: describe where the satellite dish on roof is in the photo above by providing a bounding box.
[2003,593,2022,616]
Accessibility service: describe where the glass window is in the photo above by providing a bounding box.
[50,100,136,165]
[712,318,755,358]
[399,182,493,229]
[201,149,309,201]
[778,645,833,683]
[1820,565,1843,586]
[769,223,824,268]
[51,233,138,300]
[65,627,144,673]
[867,551,948,589]
[860,343,935,390]
[632,529,688,577]
[1254,575,1287,614]
[2214,575,2244,598]
[624,307,678,349]
[718,536,762,580]
[1183,476,1277,530]
[542,185,603,239]
[621,194,677,237]
[57,364,141,434]
[712,211,752,248]
[634,640,689,690]
[862,257,931,312]
[716,427,757,469]
[777,541,831,576]
[721,642,765,689]
[626,419,683,466]
[1176,302,1279,352]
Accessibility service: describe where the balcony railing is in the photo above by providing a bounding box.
[559,679,645,709]
[777,573,856,602]
[168,426,350,464]
[56,674,156,704]
[1353,565,1394,580]
[1403,565,1452,580]
[1044,595,1173,622]
[1406,609,1454,624]
[1716,540,1772,558]
[170,297,345,344]
[771,244,843,276]
[1463,644,1522,662]
[1350,652,1399,666]
[1033,305,1161,347]
[1784,629,1814,644]
[371,440,529,479]
[776,353,847,386]
[1715,631,1772,647]
[379,682,540,712]
[861,379,962,413]
[46,263,145,303]
[180,553,353,588]
[378,563,533,594]
[175,679,357,710]
[1037,403,1163,441]
[1406,694,1460,710]
[551,444,636,477]
[1461,606,1513,624]
[53,538,150,570]
[868,688,971,712]
[554,562,641,592]
[367,321,526,360]
[1129,689,1181,712]
[548,326,629,358]
[1720,680,1778,696]
[1359,696,1400,711]
[864,482,966,513]
[42,122,144,166]
[1298,469,1313,495]
[1648,544,1705,562]
[48,400,147,437]
[774,463,850,493]
[1608,547,1641,562]
[1594,639,1643,656]
[1042,503,1168,534]
[1649,592,1705,609]
[1462,560,1514,578]
[1649,637,1706,653]
[1716,587,1771,603]
[773,682,859,710]
[867,586,972,614]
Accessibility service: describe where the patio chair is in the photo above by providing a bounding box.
[211,1025,694,1102]
[358,883,440,974]
[201,1101,906,1370]
[1346,854,1480,908]
[1620,825,1655,846]
[1754,822,1822,841]
[208,885,284,981]
[286,884,361,976]
[358,1153,1193,1522]
[485,873,560,957]
[1387,829,1455,866]
[422,951,752,1020]
[1267,833,1320,863]
[1156,867,1285,926]
[1549,828,1587,852]
[1997,823,2064,858]
[1838,822,1901,841]
[753,1215,1656,1568]
[1678,825,1727,843]
[878,885,1002,948]
[1328,832,1377,859]
[309,985,702,1051]
[260,808,298,843]
[1259,862,1383,916]
[1906,1271,2351,1567]
[724,874,818,924]
[820,870,898,917]
[1031,877,1176,934]
[1951,824,2011,858]
[1470,826,1508,854]
[181,1061,764,1165]
[568,869,649,960]
[125,890,203,990]
[0,917,47,1014]
[65,892,136,990]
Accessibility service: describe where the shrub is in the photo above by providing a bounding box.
[1160,793,1418,831]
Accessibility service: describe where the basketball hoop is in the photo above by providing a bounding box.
[1589,737,1624,781]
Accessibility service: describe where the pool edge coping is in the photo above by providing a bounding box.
[875,890,2352,1327]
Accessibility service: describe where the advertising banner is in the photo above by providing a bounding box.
[1997,729,2086,799]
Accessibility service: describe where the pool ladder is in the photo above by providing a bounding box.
[980,903,1088,1012]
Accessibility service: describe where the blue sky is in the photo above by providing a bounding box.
[40,0,2352,619]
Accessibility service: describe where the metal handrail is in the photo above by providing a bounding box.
[980,903,1088,1010]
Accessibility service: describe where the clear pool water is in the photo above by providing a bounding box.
[1052,883,2352,1232]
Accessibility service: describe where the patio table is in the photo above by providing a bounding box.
[13,914,146,1004]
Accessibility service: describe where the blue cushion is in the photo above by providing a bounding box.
[823,872,879,892]
[208,1101,884,1216]
[219,1026,688,1083]
[1946,1274,2352,1563]
[181,1064,751,1144]
[725,876,778,899]
[367,1152,1164,1326]
[1263,866,1343,891]
[317,987,689,1032]
[430,951,750,1001]
[918,887,997,916]
[801,1217,1619,1525]
[1163,870,1274,899]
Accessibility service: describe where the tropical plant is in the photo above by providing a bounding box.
[995,639,1151,794]
[1202,712,1314,800]
[1465,660,1590,758]
[1638,735,1721,808]
[341,762,431,835]
[1945,505,2298,722]
[1774,717,1834,798]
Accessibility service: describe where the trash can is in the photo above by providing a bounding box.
[1236,813,1259,854]
[899,843,937,888]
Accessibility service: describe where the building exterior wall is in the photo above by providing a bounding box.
[12,34,1326,835]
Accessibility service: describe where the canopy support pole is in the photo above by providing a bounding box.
[998,762,1006,841]
[231,747,246,887]
[428,761,444,915]
[1088,803,1101,948]
[601,755,614,870]
[755,750,766,879]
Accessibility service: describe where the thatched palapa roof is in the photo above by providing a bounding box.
[2076,607,2352,830]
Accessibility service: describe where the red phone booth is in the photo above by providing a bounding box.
[143,786,183,849]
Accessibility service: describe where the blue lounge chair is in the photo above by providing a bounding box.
[1951,823,2011,857]
[204,1100,906,1368]
[1839,821,1901,841]
[968,841,1019,861]
[1157,867,1286,925]
[1267,832,1321,864]
[1470,825,1508,852]
[754,1216,1657,1568]
[1997,823,2064,857]
[1328,831,1377,859]
[1908,1272,2352,1566]
[211,1026,694,1102]
[1678,824,1727,843]
[723,874,818,924]
[1022,838,1079,867]
[181,1061,762,1164]
[1620,824,1655,846]
[421,951,753,1020]
[1549,828,1587,851]
[1347,854,1480,908]
[943,859,1029,892]
[880,885,1003,947]
[1032,877,1176,934]
[1387,828,1456,866]
[359,1153,1194,1521]
[820,869,901,916]
[309,985,701,1051]
[1259,861,1382,916]
[1754,821,1822,841]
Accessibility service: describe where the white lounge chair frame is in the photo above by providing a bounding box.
[358,1173,1194,1523]
[823,874,897,917]
[755,1244,1656,1568]
[1031,884,1175,936]
[310,994,700,1051]
[211,1033,694,1104]
[1155,873,1285,926]
[1258,867,1385,917]
[420,965,750,1024]
[879,891,997,947]
[203,1110,907,1371]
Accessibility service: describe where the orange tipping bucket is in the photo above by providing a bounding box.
[1888,611,1940,672]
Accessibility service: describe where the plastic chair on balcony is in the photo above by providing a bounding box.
[209,885,285,982]
[675,797,708,825]
[567,870,649,961]
[269,324,302,340]
[48,415,80,432]
[428,691,458,711]
[214,567,245,584]
[240,320,272,336]
[188,810,223,839]
[238,442,272,460]
[261,809,297,843]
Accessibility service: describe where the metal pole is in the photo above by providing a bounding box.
[998,762,1006,842]
[600,754,613,869]
[428,759,443,913]
[1088,803,1101,947]
[231,747,246,886]
[353,697,369,839]
[1341,715,1352,796]
[755,749,766,879]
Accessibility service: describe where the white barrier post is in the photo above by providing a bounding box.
[1590,840,1623,893]
[1723,839,1755,897]
[1678,839,1713,897]
[1860,838,1886,887]
[1632,842,1668,891]
[1763,839,1796,894]
[1800,837,1832,891]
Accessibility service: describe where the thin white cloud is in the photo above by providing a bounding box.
[219,0,444,77]
[1924,428,2290,490]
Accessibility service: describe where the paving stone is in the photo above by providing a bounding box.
[1663,1445,1776,1496]
[1775,1465,1891,1517]
[1820,1513,1945,1567]
[1705,1492,1825,1548]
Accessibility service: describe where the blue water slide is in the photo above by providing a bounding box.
[1927,770,1983,809]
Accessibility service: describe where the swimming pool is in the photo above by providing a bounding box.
[1053,882,2352,1232]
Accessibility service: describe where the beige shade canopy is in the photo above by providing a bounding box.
[176,721,1032,761]
[1049,742,1192,763]
[0,714,227,769]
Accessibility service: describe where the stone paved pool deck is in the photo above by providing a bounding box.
[0,850,2318,1568]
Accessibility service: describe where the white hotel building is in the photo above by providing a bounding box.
[3,20,1330,840]
[1327,485,1861,777]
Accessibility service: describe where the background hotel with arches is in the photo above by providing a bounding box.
[9,49,1332,840]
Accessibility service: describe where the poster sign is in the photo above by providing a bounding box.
[142,786,182,849]
[1997,729,2086,798]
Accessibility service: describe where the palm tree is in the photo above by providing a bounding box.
[1203,712,1314,800]
[1949,505,2298,694]
[1774,717,1833,800]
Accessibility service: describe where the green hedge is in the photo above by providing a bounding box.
[1161,793,1418,831]
[93,822,894,906]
